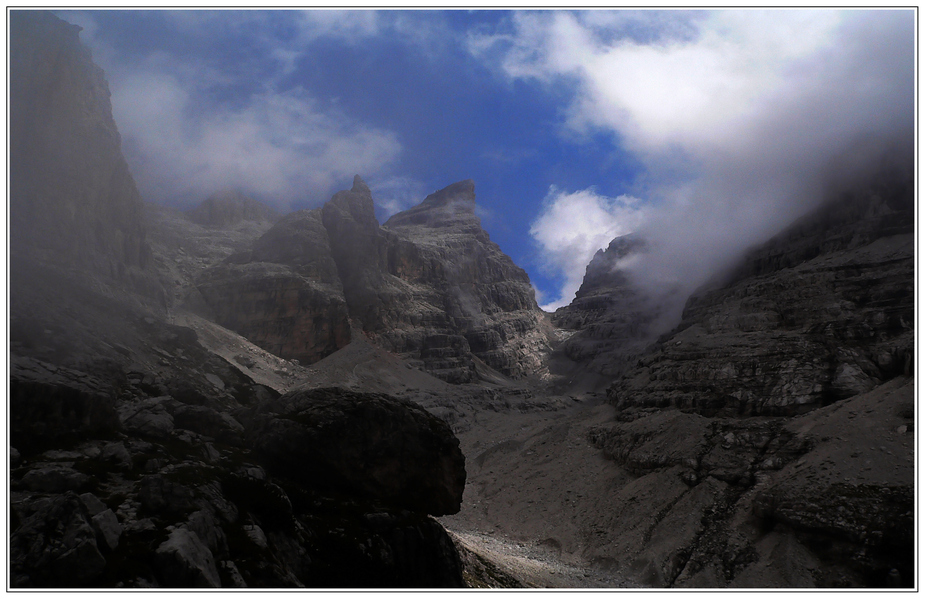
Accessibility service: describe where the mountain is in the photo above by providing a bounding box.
[8,9,914,591]
[549,234,664,377]
[609,175,914,417]
[195,176,553,383]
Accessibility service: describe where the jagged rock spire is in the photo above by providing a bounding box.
[351,175,371,194]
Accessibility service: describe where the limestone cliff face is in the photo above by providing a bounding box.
[321,176,400,332]
[607,176,914,417]
[9,11,152,284]
[196,178,551,382]
[382,180,551,381]
[196,209,351,365]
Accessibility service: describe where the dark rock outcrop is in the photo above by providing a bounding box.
[10,357,121,453]
[10,492,108,587]
[248,387,466,516]
[607,177,914,417]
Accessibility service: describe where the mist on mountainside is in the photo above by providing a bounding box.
[519,10,913,321]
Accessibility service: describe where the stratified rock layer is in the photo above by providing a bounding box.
[607,177,913,417]
[587,376,914,587]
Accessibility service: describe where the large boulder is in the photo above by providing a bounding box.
[247,387,466,516]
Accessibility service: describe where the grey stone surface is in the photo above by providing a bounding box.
[155,528,221,588]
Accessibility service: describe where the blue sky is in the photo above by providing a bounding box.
[59,9,914,312]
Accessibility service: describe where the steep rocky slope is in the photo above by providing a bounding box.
[549,234,666,377]
[145,193,279,311]
[382,180,552,382]
[608,176,914,417]
[589,376,913,587]
[9,10,155,293]
[194,207,351,366]
[196,177,553,383]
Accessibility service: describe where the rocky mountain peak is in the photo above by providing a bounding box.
[383,180,477,230]
[423,179,476,208]
[325,175,379,232]
[574,234,647,301]
[351,174,371,194]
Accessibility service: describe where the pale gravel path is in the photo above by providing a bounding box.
[449,530,636,588]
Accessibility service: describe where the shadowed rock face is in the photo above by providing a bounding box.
[196,209,351,365]
[607,176,914,417]
[197,176,551,383]
[550,235,667,377]
[9,10,152,285]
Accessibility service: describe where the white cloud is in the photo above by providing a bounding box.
[481,9,914,314]
[68,10,477,210]
[294,10,381,43]
[109,68,401,209]
[371,176,428,219]
[530,187,646,311]
[70,13,404,210]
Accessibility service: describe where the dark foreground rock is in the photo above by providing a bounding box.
[248,387,467,516]
[10,369,467,588]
